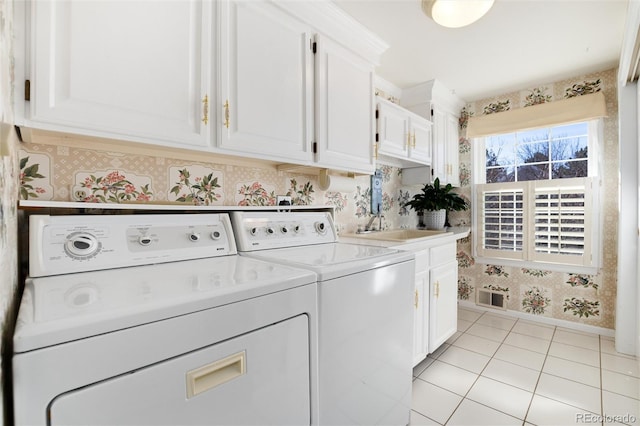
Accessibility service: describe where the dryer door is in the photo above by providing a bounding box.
[49,315,310,425]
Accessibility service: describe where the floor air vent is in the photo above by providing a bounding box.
[476,289,507,310]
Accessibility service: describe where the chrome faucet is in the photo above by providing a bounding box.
[365,205,384,231]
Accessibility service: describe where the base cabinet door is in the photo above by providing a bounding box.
[26,0,212,148]
[428,260,458,353]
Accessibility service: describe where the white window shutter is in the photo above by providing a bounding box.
[530,177,592,266]
[476,182,526,260]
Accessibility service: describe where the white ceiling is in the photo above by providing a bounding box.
[333,0,629,102]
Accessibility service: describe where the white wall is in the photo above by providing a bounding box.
[616,81,639,355]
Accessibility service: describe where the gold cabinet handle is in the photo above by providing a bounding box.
[434,281,440,297]
[224,100,230,129]
[406,132,411,149]
[201,95,209,125]
[374,143,379,159]
[414,289,419,309]
[412,132,417,148]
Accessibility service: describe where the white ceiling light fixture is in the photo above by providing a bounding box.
[422,0,495,28]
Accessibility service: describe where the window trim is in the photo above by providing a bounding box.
[471,119,603,274]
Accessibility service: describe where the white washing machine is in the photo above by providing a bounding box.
[230,211,415,426]
[13,213,318,426]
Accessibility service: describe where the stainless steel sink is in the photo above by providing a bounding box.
[342,229,452,242]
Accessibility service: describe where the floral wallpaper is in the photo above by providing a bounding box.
[18,142,421,235]
[17,68,619,331]
[0,0,20,419]
[454,68,618,329]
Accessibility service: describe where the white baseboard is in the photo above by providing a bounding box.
[458,300,615,338]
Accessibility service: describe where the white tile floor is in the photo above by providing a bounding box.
[411,307,640,425]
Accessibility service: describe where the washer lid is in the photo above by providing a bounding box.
[14,256,316,353]
[243,243,415,280]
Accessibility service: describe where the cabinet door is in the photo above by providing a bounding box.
[445,113,460,186]
[218,0,313,163]
[431,107,448,183]
[315,35,375,174]
[413,270,429,366]
[431,107,459,185]
[408,116,432,165]
[29,0,212,148]
[428,260,458,353]
[377,98,410,159]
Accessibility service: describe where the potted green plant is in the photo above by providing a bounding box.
[404,177,468,229]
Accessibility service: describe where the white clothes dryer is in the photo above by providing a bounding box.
[13,213,318,426]
[231,211,415,426]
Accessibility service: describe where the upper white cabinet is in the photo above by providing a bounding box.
[218,0,313,163]
[376,97,432,167]
[15,0,387,175]
[17,0,213,148]
[431,107,460,186]
[401,80,465,185]
[315,34,375,174]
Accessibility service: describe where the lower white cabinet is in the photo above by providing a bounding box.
[428,260,458,353]
[409,241,458,366]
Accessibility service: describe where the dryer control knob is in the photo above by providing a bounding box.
[65,232,101,258]
[250,227,258,236]
[188,232,200,242]
[315,221,327,235]
[138,235,152,246]
[266,227,275,235]
[281,226,288,234]
[211,230,221,240]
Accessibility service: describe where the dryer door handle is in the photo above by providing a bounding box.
[186,351,246,398]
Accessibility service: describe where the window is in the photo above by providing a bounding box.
[473,120,602,272]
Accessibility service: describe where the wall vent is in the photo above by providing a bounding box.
[476,289,507,310]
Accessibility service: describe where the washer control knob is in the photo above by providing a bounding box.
[65,232,101,258]
[281,226,288,234]
[138,235,152,246]
[211,230,221,240]
[266,227,275,235]
[293,225,301,233]
[250,227,259,236]
[315,221,327,235]
[188,232,200,242]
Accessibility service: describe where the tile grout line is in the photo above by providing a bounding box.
[441,311,521,425]
[599,335,604,426]
[410,309,489,425]
[415,309,639,425]
[520,323,557,424]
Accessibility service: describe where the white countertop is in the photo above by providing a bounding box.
[338,226,470,249]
